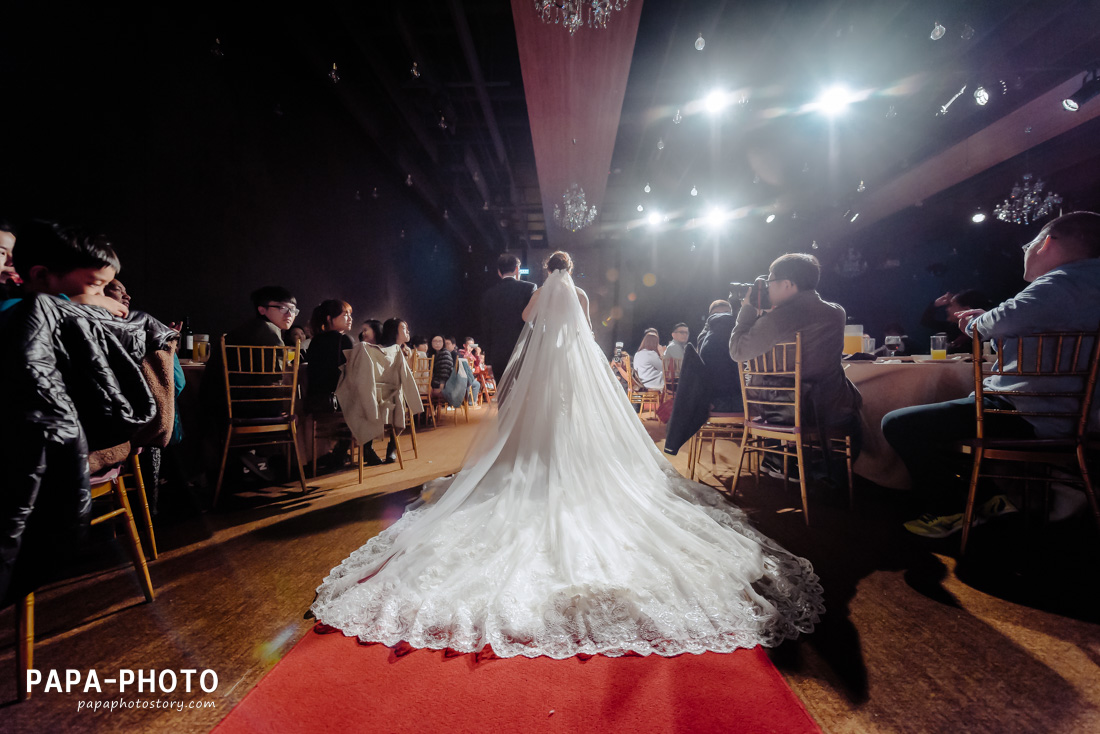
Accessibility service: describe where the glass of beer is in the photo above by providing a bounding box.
[930,334,948,360]
[843,325,863,355]
[193,335,210,363]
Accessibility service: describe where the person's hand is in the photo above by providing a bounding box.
[934,292,955,308]
[71,293,129,318]
[954,308,985,332]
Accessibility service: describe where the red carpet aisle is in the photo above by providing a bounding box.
[215,628,821,733]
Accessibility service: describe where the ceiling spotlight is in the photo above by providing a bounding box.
[850,212,860,223]
[690,185,698,196]
[705,208,728,228]
[974,86,989,106]
[637,204,644,212]
[705,90,728,114]
[931,22,946,41]
[1063,70,1100,112]
[816,85,855,116]
[644,182,651,193]
[766,214,776,223]
[695,33,705,51]
[647,212,662,226]
[972,212,987,223]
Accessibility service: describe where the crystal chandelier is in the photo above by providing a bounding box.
[553,184,597,232]
[535,0,628,35]
[993,173,1063,225]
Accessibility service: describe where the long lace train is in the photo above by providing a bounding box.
[312,270,824,658]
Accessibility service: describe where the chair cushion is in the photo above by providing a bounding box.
[89,466,123,484]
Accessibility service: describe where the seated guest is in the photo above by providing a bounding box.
[359,319,382,344]
[285,322,310,351]
[0,217,19,302]
[730,253,862,452]
[633,330,665,390]
[104,279,130,310]
[199,285,298,483]
[920,289,991,354]
[305,300,354,409]
[664,300,744,454]
[429,335,454,391]
[884,211,1100,535]
[380,317,412,359]
[697,304,742,414]
[226,285,297,346]
[468,344,489,392]
[3,220,127,317]
[306,300,375,468]
[410,335,429,357]
[1,222,173,602]
[696,300,733,349]
[664,322,690,361]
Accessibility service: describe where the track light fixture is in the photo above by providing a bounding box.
[1063,70,1100,112]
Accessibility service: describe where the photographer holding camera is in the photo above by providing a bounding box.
[729,253,863,465]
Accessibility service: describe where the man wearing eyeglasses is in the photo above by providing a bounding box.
[663,323,691,361]
[729,254,863,475]
[198,285,299,483]
[884,211,1100,535]
[225,285,299,347]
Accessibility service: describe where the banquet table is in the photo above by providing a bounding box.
[844,357,977,490]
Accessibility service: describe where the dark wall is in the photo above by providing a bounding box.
[1,3,489,340]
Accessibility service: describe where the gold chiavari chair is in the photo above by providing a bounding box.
[310,412,365,484]
[214,337,308,507]
[954,328,1100,555]
[660,356,682,407]
[16,461,156,701]
[411,353,436,428]
[686,413,745,482]
[731,332,854,526]
[623,355,661,418]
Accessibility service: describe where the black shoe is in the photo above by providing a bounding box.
[384,438,398,464]
[363,445,385,466]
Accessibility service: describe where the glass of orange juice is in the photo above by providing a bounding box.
[843,325,863,355]
[930,334,948,360]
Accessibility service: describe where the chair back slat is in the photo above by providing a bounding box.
[737,334,802,427]
[411,353,434,394]
[972,326,1100,438]
[220,336,301,419]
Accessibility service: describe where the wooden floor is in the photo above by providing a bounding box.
[1,408,1099,733]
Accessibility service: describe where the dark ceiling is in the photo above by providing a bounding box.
[272,0,1100,254]
[3,0,1099,342]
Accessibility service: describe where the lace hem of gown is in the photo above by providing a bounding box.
[312,467,824,659]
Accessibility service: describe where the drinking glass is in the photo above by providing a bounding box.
[930,334,948,360]
[884,335,902,357]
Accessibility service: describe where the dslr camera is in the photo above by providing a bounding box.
[729,275,771,311]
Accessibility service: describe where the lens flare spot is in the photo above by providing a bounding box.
[627,292,637,302]
[642,273,657,287]
[610,306,624,319]
[606,268,620,282]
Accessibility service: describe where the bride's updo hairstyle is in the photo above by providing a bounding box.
[545,250,573,274]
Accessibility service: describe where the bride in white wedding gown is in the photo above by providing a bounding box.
[312,252,825,659]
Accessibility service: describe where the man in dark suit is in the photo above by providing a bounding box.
[480,253,537,378]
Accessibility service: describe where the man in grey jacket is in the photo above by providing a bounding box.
[729,253,862,445]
